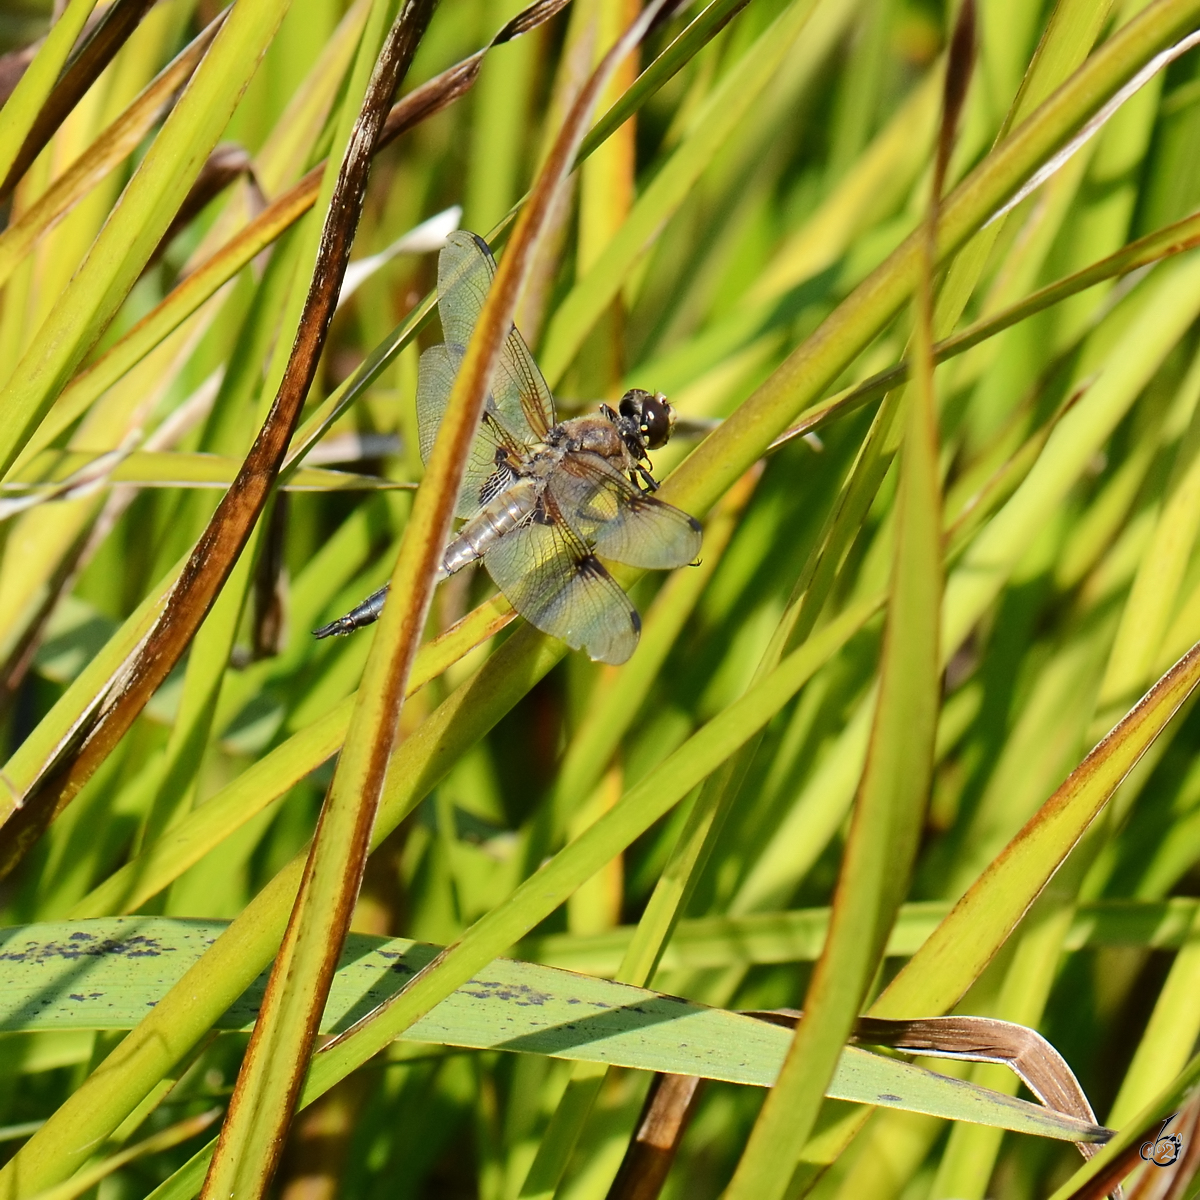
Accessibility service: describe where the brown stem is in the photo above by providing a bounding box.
[606,1074,704,1200]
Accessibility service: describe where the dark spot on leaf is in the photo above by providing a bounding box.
[0,933,173,965]
[459,979,552,1006]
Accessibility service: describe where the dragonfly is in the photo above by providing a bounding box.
[314,231,702,665]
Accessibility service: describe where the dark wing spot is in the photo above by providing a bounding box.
[468,232,497,266]
[630,609,641,636]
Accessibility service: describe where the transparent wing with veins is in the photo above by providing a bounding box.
[482,493,641,665]
[416,343,526,520]
[548,452,702,569]
[416,234,556,520]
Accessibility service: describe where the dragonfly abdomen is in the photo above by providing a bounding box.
[442,478,540,576]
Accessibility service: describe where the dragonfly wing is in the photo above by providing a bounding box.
[483,510,640,665]
[416,343,516,519]
[437,231,555,442]
[549,452,702,569]
[437,230,495,347]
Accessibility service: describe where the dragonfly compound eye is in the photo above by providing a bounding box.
[620,389,675,450]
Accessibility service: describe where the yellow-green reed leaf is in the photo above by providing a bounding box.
[24,1110,221,1200]
[538,0,825,388]
[658,0,1200,528]
[748,65,942,305]
[1010,0,1116,127]
[728,691,874,915]
[7,183,317,478]
[0,558,184,824]
[252,0,373,195]
[279,290,439,477]
[0,625,565,1198]
[516,1064,607,1200]
[577,0,750,162]
[6,449,410,492]
[70,698,350,920]
[0,0,100,189]
[0,0,293,478]
[137,537,259,852]
[773,205,1200,453]
[299,595,880,1101]
[872,639,1200,1021]
[66,595,513,920]
[939,208,1200,370]
[0,16,224,292]
[942,251,1200,659]
[928,0,1113,353]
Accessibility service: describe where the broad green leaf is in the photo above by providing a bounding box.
[0,917,1108,1145]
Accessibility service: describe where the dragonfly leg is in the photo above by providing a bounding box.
[313,584,389,639]
[632,463,659,492]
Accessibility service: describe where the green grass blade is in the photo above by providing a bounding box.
[538,0,827,388]
[872,640,1200,1020]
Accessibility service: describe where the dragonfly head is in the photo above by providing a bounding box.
[618,389,676,452]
